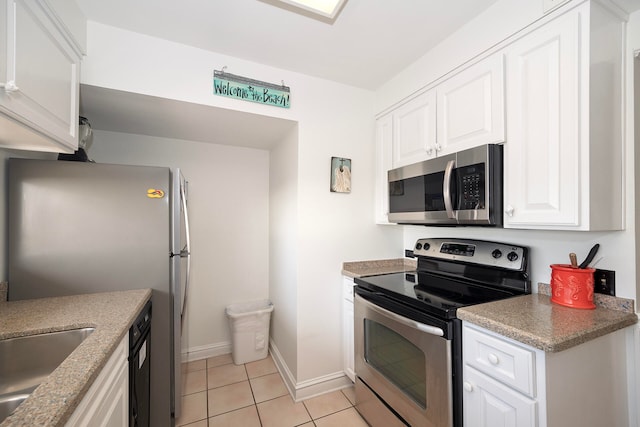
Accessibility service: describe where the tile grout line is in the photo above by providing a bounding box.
[205,358,209,425]
[243,362,265,427]
[183,356,361,426]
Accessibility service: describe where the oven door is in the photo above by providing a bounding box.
[354,292,453,427]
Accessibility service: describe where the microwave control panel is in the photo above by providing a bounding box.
[458,163,485,210]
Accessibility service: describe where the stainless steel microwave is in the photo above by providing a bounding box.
[388,144,503,226]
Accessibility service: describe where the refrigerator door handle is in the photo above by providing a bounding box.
[181,177,191,256]
[181,252,191,323]
[180,177,191,319]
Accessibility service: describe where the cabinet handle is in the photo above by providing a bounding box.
[463,382,474,392]
[505,205,514,217]
[488,353,500,365]
[1,80,20,93]
[426,147,434,156]
[435,144,442,152]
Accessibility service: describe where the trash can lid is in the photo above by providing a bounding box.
[225,300,273,318]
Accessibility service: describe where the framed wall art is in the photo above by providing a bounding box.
[330,157,351,193]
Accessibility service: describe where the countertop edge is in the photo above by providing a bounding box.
[342,258,417,278]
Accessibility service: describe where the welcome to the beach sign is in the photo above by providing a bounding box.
[213,70,291,109]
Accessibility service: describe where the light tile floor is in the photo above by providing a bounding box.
[177,353,368,427]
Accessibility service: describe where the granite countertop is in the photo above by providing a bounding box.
[458,285,638,352]
[342,258,417,278]
[0,289,152,426]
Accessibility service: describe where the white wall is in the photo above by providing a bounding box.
[87,130,271,354]
[375,1,639,301]
[82,22,404,387]
[632,9,640,315]
[269,126,300,379]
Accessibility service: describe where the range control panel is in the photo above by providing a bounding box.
[413,238,527,271]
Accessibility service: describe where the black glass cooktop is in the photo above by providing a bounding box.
[354,271,524,320]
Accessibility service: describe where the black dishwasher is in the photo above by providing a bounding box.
[129,300,152,427]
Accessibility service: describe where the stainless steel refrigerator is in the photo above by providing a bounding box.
[7,158,191,427]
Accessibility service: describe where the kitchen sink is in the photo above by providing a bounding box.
[0,327,95,422]
[0,394,29,423]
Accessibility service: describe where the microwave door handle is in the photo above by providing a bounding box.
[356,294,444,337]
[443,159,456,219]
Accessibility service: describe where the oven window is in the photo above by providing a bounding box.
[363,319,427,409]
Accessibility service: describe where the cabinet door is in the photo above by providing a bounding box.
[392,90,436,167]
[343,277,355,381]
[375,114,393,224]
[0,0,80,152]
[437,54,505,155]
[464,367,537,427]
[66,335,129,427]
[503,11,580,228]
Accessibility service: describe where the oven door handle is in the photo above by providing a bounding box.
[356,294,444,337]
[443,159,457,220]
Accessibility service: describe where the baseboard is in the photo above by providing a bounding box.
[181,341,231,363]
[269,341,353,402]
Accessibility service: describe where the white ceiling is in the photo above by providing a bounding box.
[76,0,501,148]
[76,0,500,90]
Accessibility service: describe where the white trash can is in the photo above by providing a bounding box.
[225,300,274,365]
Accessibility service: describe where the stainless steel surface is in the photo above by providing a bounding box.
[170,168,191,420]
[8,158,187,427]
[387,144,501,225]
[0,328,95,423]
[357,293,444,337]
[0,394,29,424]
[388,152,455,181]
[443,159,456,220]
[355,378,407,427]
[355,294,453,427]
[413,238,527,271]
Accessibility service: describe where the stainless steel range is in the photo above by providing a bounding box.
[354,238,530,427]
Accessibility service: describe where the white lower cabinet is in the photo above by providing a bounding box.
[463,324,538,427]
[342,276,355,382]
[463,322,631,427]
[66,333,129,427]
[463,366,537,427]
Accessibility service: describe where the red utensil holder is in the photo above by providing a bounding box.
[550,264,596,309]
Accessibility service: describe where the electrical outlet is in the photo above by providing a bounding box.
[593,269,615,296]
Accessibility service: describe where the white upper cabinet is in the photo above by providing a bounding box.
[375,53,505,223]
[503,1,624,230]
[0,0,84,153]
[392,89,437,166]
[375,113,393,224]
[388,52,505,169]
[436,54,505,155]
